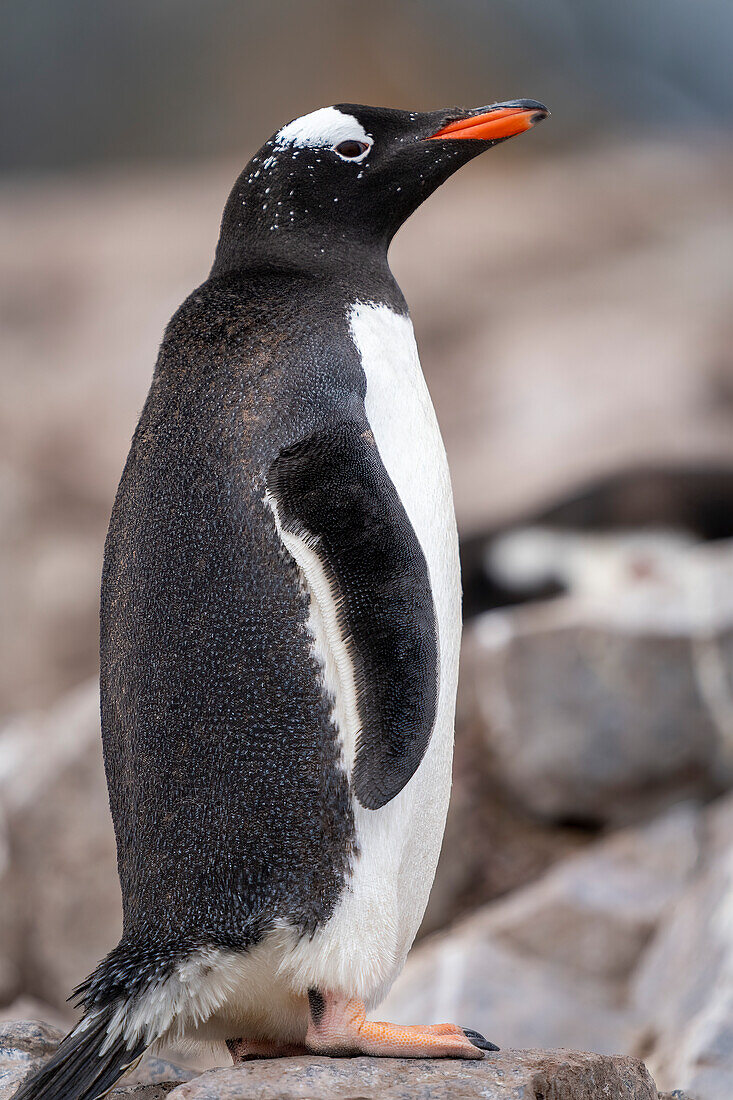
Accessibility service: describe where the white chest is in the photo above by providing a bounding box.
[348,300,461,666]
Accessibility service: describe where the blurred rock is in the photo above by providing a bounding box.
[0,1019,191,1099]
[486,803,699,984]
[127,1058,196,1087]
[383,805,700,1056]
[0,1019,62,1100]
[0,814,21,1006]
[169,1050,659,1100]
[631,792,733,1100]
[0,681,121,1012]
[462,535,733,825]
[421,688,587,935]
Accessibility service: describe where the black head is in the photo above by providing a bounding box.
[212,100,548,276]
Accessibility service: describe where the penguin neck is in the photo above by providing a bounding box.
[210,220,392,283]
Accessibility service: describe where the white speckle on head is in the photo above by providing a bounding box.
[275,106,372,159]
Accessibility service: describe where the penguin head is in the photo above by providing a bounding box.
[213,101,548,274]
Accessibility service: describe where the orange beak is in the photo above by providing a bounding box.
[428,100,549,142]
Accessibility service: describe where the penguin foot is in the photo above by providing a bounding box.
[305,989,488,1059]
[226,1037,308,1062]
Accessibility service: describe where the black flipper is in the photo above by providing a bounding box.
[12,1005,146,1100]
[268,420,439,810]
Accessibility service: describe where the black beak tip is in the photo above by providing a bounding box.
[487,98,550,123]
[498,97,549,113]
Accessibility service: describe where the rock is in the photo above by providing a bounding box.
[631,792,733,1099]
[389,791,733,1099]
[0,812,21,1006]
[0,1019,192,1099]
[168,1050,658,1099]
[483,803,700,984]
[0,1019,63,1064]
[111,1088,178,1099]
[421,692,588,935]
[382,805,700,1056]
[462,536,733,825]
[127,1057,196,1087]
[0,1019,62,1100]
[0,682,121,1011]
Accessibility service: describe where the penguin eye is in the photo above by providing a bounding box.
[334,140,370,160]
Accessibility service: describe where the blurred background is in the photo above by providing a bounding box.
[2,2,733,1097]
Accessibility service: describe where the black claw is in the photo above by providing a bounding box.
[462,1027,500,1052]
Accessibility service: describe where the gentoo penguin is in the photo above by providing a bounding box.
[17,97,547,1100]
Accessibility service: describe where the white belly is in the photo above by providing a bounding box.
[274,301,462,1008]
[354,301,462,985]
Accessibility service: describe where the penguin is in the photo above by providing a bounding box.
[16,97,548,1100]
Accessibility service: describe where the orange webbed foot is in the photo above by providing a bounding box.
[304,989,498,1059]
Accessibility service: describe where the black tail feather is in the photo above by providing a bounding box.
[13,1005,146,1100]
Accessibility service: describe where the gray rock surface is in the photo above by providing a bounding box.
[168,1050,658,1100]
[0,683,120,1012]
[0,1019,192,1099]
[0,814,21,1006]
[421,688,587,935]
[462,536,733,825]
[382,805,700,1056]
[111,1089,177,1100]
[0,1019,62,1100]
[127,1057,196,1087]
[631,794,733,1100]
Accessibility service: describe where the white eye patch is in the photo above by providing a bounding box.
[275,106,373,159]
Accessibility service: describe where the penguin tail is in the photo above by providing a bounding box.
[12,1005,146,1100]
